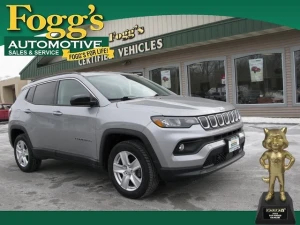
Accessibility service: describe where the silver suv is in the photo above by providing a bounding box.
[8,72,245,199]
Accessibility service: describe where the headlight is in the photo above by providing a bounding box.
[151,116,199,128]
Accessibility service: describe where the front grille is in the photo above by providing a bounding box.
[208,115,217,128]
[199,116,210,129]
[198,109,241,130]
[217,114,224,126]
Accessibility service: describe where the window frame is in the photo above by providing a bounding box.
[184,56,229,102]
[55,79,96,107]
[291,46,300,107]
[231,49,287,108]
[146,64,182,95]
[31,81,58,106]
[24,78,99,107]
[25,86,36,103]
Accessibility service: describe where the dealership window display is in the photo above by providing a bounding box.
[149,66,180,94]
[187,60,226,101]
[234,53,284,104]
[294,50,300,103]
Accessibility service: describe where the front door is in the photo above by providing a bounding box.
[53,79,99,161]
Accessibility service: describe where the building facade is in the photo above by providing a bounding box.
[0,76,29,103]
[20,16,300,117]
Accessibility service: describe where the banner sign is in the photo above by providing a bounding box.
[5,4,115,61]
[249,58,264,82]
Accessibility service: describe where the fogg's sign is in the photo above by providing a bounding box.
[109,25,145,42]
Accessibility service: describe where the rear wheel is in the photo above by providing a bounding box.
[108,140,159,199]
[14,134,42,172]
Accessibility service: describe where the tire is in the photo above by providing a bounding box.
[14,134,42,172]
[108,140,160,199]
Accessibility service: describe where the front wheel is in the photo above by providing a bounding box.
[108,140,160,199]
[14,134,42,172]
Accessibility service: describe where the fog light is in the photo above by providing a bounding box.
[179,144,185,151]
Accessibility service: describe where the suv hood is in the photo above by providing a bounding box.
[116,95,235,116]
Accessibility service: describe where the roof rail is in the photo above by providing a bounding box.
[31,71,81,82]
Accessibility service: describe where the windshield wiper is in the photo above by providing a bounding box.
[108,96,142,101]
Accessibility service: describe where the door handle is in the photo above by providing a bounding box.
[24,109,32,114]
[52,111,63,116]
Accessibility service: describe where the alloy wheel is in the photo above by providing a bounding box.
[16,140,29,167]
[113,151,142,191]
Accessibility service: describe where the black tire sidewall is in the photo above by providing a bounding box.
[14,134,36,172]
[108,141,151,199]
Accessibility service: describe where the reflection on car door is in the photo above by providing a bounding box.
[53,79,99,161]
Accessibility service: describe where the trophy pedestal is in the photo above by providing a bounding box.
[255,192,296,224]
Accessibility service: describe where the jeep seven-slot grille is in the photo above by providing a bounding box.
[198,110,241,130]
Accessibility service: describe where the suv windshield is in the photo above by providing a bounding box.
[86,74,175,101]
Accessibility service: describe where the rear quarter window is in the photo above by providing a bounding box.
[25,86,36,103]
[32,81,57,105]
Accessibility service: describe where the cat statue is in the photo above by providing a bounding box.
[259,127,295,202]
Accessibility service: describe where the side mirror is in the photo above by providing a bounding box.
[70,94,99,107]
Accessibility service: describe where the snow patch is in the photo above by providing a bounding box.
[242,117,300,124]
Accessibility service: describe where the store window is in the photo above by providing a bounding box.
[187,60,226,102]
[294,50,300,103]
[149,66,180,94]
[234,53,284,104]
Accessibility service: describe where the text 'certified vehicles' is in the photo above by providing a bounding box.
[8,72,245,199]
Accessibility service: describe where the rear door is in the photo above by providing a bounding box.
[53,79,99,161]
[25,81,61,151]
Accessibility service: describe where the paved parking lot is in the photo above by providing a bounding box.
[0,121,299,210]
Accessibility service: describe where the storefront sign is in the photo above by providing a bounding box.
[5,4,115,60]
[161,70,171,88]
[249,58,264,82]
[109,25,145,42]
[78,38,163,66]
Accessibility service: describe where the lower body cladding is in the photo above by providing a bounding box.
[143,122,245,181]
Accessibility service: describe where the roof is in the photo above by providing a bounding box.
[21,71,138,90]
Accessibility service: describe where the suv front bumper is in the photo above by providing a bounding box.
[158,147,245,181]
[143,121,245,181]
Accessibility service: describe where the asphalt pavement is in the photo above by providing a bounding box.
[0,122,299,210]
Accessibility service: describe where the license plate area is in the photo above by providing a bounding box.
[227,136,240,153]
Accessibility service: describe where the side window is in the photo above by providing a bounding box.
[25,86,36,103]
[32,82,57,105]
[57,80,90,106]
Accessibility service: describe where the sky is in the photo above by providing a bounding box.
[0,46,34,80]
[0,34,46,80]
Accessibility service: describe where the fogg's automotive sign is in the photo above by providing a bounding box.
[78,38,163,66]
[5,4,115,61]
[109,25,145,42]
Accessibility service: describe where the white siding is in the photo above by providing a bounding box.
[87,15,231,48]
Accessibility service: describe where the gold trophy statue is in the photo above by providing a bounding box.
[256,127,296,224]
